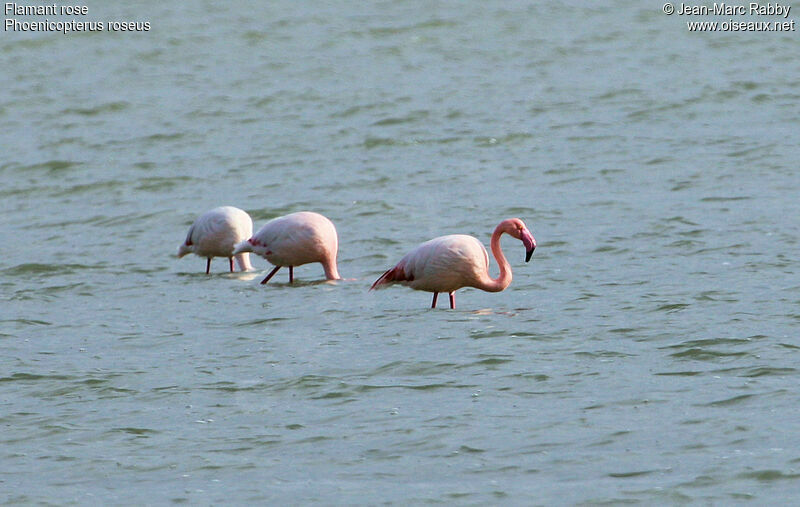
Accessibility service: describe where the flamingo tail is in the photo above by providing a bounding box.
[370,264,411,291]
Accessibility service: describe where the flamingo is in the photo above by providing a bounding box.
[232,211,341,284]
[177,206,255,274]
[370,218,536,309]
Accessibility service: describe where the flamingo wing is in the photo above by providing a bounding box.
[194,208,247,257]
[179,206,253,260]
[373,235,489,293]
[249,212,333,267]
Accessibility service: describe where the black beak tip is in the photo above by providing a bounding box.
[525,248,534,263]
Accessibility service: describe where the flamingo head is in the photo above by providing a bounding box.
[523,229,536,262]
[502,218,536,262]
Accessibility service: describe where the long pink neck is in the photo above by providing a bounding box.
[479,223,512,292]
[235,252,253,271]
[322,254,341,280]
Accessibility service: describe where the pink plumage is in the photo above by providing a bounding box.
[371,218,536,309]
[233,211,341,284]
[177,206,254,274]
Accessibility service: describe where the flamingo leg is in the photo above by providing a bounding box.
[229,257,234,272]
[289,266,294,283]
[449,292,455,309]
[260,266,281,285]
[205,258,211,274]
[431,292,439,308]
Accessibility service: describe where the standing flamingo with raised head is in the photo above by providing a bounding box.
[370,218,536,309]
[177,206,254,274]
[232,211,341,284]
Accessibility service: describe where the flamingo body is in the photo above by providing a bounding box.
[383,235,490,293]
[371,218,536,309]
[178,206,254,273]
[233,211,341,283]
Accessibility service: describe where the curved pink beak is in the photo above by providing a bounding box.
[521,229,536,262]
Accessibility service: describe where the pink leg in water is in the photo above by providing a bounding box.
[205,258,211,274]
[431,292,439,308]
[449,292,455,309]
